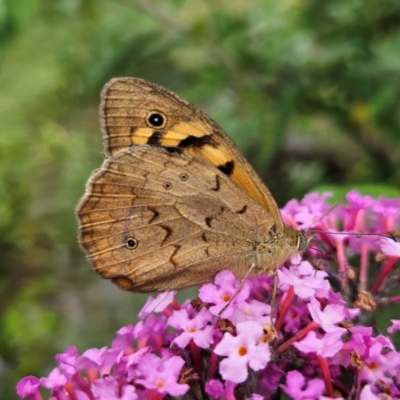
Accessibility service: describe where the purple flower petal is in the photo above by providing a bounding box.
[280,370,325,400]
[139,291,177,318]
[16,377,41,399]
[380,237,400,257]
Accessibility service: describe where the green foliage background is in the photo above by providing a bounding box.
[1,0,399,398]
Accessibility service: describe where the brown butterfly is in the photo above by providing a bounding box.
[76,78,310,292]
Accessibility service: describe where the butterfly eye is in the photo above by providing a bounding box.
[146,111,167,128]
[180,173,188,181]
[163,182,172,190]
[297,234,309,251]
[126,237,138,249]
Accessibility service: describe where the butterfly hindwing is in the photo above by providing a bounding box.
[77,146,277,292]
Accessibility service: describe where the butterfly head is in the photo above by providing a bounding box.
[281,225,313,255]
[253,225,312,274]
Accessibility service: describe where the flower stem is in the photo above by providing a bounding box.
[358,242,369,291]
[276,321,319,354]
[147,390,163,400]
[275,286,295,332]
[318,355,334,398]
[189,340,202,373]
[371,256,398,293]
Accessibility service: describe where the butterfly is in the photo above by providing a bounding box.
[76,78,310,292]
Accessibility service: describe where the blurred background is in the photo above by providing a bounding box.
[1,0,400,398]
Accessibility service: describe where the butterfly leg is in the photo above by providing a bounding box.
[270,272,279,339]
[218,263,257,317]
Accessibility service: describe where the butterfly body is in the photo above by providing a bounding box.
[77,78,308,292]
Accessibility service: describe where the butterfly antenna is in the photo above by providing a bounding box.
[303,197,345,231]
[308,230,396,241]
[301,197,396,242]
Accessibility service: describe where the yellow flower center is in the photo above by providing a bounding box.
[222,294,231,302]
[237,345,248,356]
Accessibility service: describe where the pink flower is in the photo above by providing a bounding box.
[278,261,329,299]
[346,190,374,210]
[55,346,79,378]
[199,270,250,317]
[91,376,138,400]
[307,296,347,333]
[294,330,344,357]
[135,353,189,396]
[359,342,400,384]
[281,192,332,228]
[229,298,272,325]
[359,384,381,399]
[133,314,172,348]
[388,319,400,334]
[122,347,150,381]
[205,379,236,399]
[248,394,264,400]
[76,347,122,375]
[280,370,325,400]
[214,320,271,383]
[16,377,41,400]
[139,291,177,318]
[39,367,67,390]
[168,307,214,348]
[260,364,285,396]
[283,301,308,333]
[112,325,136,352]
[380,237,400,257]
[372,198,400,220]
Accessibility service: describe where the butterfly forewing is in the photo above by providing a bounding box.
[100,77,284,229]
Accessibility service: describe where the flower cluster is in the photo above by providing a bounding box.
[17,191,400,400]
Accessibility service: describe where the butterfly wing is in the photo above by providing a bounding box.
[100,77,284,231]
[76,146,279,292]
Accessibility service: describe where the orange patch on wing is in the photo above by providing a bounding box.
[131,128,155,144]
[188,145,232,167]
[173,121,208,138]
